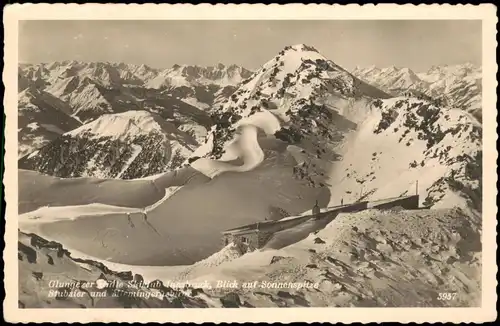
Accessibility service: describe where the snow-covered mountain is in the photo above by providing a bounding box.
[196,44,389,161]
[18,111,200,179]
[18,61,252,122]
[352,65,427,95]
[418,63,482,121]
[17,44,484,309]
[20,63,216,124]
[18,45,482,214]
[18,86,81,158]
[145,64,253,111]
[190,44,481,216]
[146,63,252,89]
[44,75,214,125]
[18,61,160,89]
[329,96,482,217]
[352,63,482,121]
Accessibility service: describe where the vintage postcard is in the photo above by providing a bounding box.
[3,3,498,323]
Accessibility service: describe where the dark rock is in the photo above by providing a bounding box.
[171,297,184,308]
[32,271,43,280]
[190,288,205,296]
[18,242,37,263]
[117,271,134,281]
[148,279,164,289]
[220,292,241,308]
[270,256,291,264]
[314,237,325,244]
[133,273,144,285]
[277,291,292,298]
[188,156,200,163]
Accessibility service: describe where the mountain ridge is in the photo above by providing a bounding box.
[19,110,200,179]
[352,63,482,121]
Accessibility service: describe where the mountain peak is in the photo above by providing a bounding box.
[384,65,399,73]
[65,110,177,141]
[20,109,200,179]
[287,44,319,53]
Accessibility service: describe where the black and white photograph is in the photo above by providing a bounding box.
[3,3,497,323]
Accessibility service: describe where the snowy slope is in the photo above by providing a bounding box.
[18,231,211,308]
[197,44,389,164]
[190,43,390,192]
[18,111,200,179]
[352,65,427,95]
[19,206,480,308]
[146,63,252,89]
[179,207,480,307]
[145,64,252,112]
[19,61,159,89]
[17,45,483,285]
[327,97,481,217]
[189,45,481,219]
[18,87,81,158]
[191,110,281,178]
[352,63,482,121]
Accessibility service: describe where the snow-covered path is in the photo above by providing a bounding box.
[18,186,183,226]
[191,110,281,178]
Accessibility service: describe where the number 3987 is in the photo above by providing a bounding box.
[437,292,457,300]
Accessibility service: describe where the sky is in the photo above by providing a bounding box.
[19,20,482,72]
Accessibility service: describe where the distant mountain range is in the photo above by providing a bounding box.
[352,63,482,121]
[18,61,250,160]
